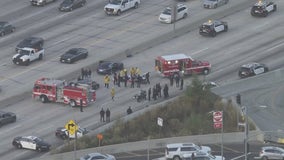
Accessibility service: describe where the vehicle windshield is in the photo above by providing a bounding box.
[63,0,73,5]
[0,22,6,28]
[34,137,43,143]
[109,0,122,5]
[19,50,30,55]
[67,49,77,55]
[201,25,211,30]
[82,155,90,160]
[162,8,171,15]
[100,63,111,68]
[239,67,251,72]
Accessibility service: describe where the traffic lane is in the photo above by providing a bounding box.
[0,0,255,84]
[113,142,265,160]
[0,0,282,159]
[0,0,280,144]
[242,81,284,132]
[0,0,259,104]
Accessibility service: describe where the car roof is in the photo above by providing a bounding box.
[254,0,266,6]
[166,143,197,148]
[0,21,8,25]
[24,136,40,140]
[262,146,284,150]
[88,152,108,157]
[161,54,193,61]
[241,62,260,68]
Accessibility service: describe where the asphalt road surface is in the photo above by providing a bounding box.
[0,0,284,160]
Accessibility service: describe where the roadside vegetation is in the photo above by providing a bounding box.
[56,75,255,153]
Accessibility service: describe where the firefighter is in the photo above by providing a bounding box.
[111,87,115,101]
[104,74,110,88]
[130,75,135,88]
[130,67,135,76]
[135,67,141,75]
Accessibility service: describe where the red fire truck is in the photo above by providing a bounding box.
[155,53,211,77]
[32,78,96,107]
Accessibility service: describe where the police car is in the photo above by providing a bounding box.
[55,126,88,139]
[199,20,228,37]
[238,62,269,78]
[251,0,277,17]
[12,136,51,152]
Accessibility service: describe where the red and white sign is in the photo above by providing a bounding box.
[213,111,223,123]
[214,123,223,129]
[213,111,223,129]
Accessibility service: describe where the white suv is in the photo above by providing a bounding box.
[159,3,188,24]
[165,143,211,160]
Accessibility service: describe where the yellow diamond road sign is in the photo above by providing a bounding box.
[65,120,78,136]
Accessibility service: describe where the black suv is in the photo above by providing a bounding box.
[58,0,86,12]
[15,37,44,52]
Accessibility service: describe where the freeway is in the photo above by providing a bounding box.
[0,0,284,160]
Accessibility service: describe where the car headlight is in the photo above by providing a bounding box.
[22,59,27,61]
[67,58,71,61]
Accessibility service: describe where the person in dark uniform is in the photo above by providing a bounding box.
[100,108,105,122]
[145,72,150,84]
[169,74,174,86]
[180,78,184,90]
[175,74,180,87]
[80,99,83,112]
[163,84,169,98]
[106,108,110,122]
[148,87,151,101]
[127,106,133,115]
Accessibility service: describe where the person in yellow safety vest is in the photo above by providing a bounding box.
[104,74,110,88]
[130,67,135,76]
[135,67,141,75]
[111,87,115,101]
[120,70,125,77]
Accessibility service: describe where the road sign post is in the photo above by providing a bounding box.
[213,111,223,160]
[65,120,78,160]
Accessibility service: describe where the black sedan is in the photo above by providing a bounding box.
[97,61,124,75]
[60,48,88,63]
[238,62,269,78]
[16,36,44,52]
[0,21,15,37]
[59,0,86,12]
[0,111,16,127]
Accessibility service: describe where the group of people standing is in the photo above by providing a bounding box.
[100,108,111,122]
[169,73,184,90]
[147,83,169,101]
[79,68,92,80]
